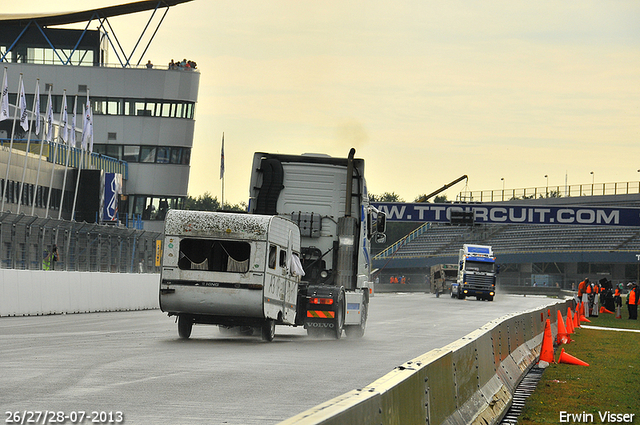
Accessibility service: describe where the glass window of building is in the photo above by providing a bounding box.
[181,148,191,165]
[105,145,122,160]
[140,146,156,163]
[123,145,140,162]
[161,103,171,117]
[156,147,170,164]
[107,100,121,115]
[170,148,182,164]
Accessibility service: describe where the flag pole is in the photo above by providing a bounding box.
[72,90,91,222]
[17,79,39,214]
[32,84,50,216]
[220,132,225,209]
[1,72,24,212]
[45,90,64,218]
[58,92,73,220]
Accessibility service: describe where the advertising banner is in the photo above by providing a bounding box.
[372,202,640,227]
[103,173,122,222]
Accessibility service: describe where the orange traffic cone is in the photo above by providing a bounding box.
[600,306,614,314]
[558,348,589,366]
[556,310,570,345]
[573,311,590,328]
[539,319,554,365]
[566,308,575,334]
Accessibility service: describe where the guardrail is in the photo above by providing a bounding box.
[279,298,571,425]
[461,181,640,202]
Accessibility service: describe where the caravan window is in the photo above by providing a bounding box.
[178,238,250,273]
[268,245,277,269]
[279,249,287,268]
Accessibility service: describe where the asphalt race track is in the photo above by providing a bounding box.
[0,292,561,424]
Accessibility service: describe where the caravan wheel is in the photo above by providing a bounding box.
[261,319,276,342]
[177,315,193,339]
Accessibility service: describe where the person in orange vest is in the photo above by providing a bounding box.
[578,278,589,317]
[627,282,638,320]
[614,283,623,319]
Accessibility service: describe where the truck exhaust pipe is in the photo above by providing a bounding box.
[337,148,358,290]
[344,148,356,217]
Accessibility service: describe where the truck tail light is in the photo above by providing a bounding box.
[309,297,334,305]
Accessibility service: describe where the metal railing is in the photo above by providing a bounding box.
[0,211,161,273]
[460,181,640,202]
[373,222,431,260]
[0,139,128,178]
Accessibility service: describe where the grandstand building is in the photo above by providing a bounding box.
[372,191,640,290]
[0,0,198,232]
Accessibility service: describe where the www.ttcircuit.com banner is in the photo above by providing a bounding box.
[371,203,640,227]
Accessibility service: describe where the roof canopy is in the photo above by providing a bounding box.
[0,0,193,27]
[0,0,194,67]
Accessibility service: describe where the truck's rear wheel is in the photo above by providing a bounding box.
[345,300,367,339]
[261,319,276,342]
[177,315,193,339]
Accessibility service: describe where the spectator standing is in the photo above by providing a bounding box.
[614,283,623,319]
[627,283,638,320]
[578,278,590,318]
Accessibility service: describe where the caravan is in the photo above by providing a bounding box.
[159,210,302,341]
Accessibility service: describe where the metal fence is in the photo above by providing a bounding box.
[459,181,640,202]
[0,211,161,273]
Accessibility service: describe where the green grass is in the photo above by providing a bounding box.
[519,310,640,424]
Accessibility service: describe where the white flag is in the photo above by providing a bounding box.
[0,69,9,121]
[60,91,68,143]
[19,79,29,132]
[70,96,77,147]
[82,95,92,150]
[88,106,93,152]
[45,89,54,142]
[34,81,41,136]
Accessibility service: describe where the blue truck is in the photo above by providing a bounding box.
[451,244,498,301]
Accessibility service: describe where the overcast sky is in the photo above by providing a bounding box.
[9,1,640,204]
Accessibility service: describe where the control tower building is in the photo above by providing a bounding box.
[0,0,199,232]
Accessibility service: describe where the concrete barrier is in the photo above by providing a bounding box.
[0,270,160,316]
[279,299,572,425]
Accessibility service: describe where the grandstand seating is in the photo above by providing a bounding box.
[377,223,640,260]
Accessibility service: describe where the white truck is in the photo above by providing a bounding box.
[159,148,386,340]
[451,244,498,301]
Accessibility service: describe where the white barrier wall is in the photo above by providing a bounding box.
[0,270,160,316]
